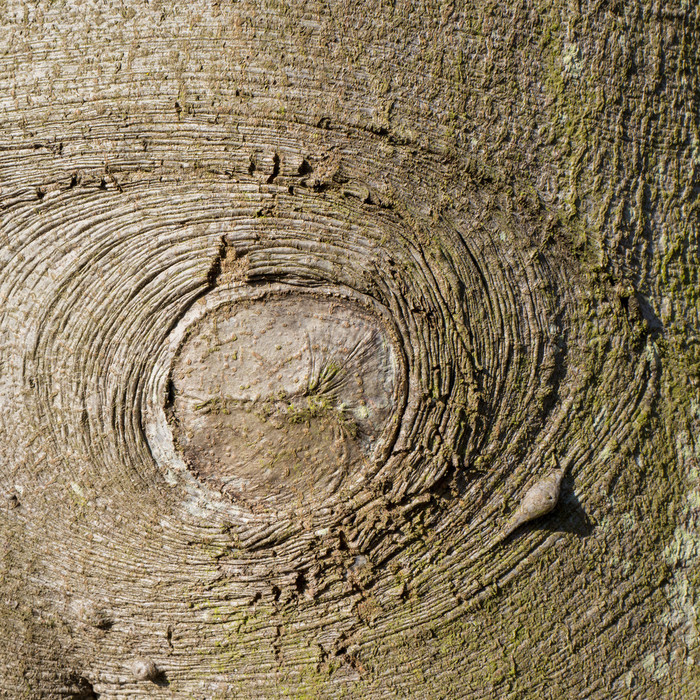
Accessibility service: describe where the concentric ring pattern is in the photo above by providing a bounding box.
[0,1,672,691]
[0,116,658,695]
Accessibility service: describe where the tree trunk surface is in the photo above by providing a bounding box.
[0,1,698,698]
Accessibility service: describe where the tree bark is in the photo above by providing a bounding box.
[0,1,698,697]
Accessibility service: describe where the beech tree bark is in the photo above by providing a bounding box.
[0,1,698,698]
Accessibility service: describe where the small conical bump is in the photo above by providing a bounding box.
[2,492,19,508]
[501,469,564,539]
[131,657,159,682]
[74,599,111,629]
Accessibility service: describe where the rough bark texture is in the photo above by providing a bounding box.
[0,1,698,698]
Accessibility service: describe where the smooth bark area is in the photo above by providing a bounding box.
[0,1,698,697]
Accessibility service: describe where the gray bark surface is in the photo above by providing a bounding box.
[0,1,698,697]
